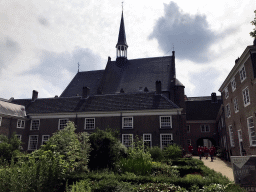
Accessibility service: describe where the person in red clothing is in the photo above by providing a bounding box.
[188,144,193,156]
[203,146,209,159]
[209,145,216,162]
[197,146,203,160]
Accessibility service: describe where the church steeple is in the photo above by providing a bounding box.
[116,10,128,59]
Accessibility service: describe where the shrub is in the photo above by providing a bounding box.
[151,161,180,177]
[135,183,187,192]
[68,179,91,192]
[148,146,164,162]
[91,178,132,192]
[163,144,182,160]
[89,128,127,170]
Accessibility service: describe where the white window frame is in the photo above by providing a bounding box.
[30,119,40,130]
[160,116,172,128]
[226,104,231,118]
[58,119,69,130]
[84,118,95,129]
[231,78,236,92]
[187,125,190,133]
[247,116,256,146]
[224,87,229,99]
[0,116,2,126]
[233,97,239,113]
[17,119,25,129]
[239,65,246,82]
[42,135,50,145]
[122,117,133,129]
[242,87,250,107]
[201,124,210,132]
[16,134,22,141]
[160,133,173,149]
[122,134,133,148]
[143,134,152,148]
[28,135,38,150]
[228,125,235,147]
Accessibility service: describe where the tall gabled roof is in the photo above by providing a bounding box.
[0,100,26,118]
[116,11,128,47]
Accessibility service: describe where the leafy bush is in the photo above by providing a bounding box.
[148,146,164,162]
[91,178,132,192]
[172,158,204,166]
[151,161,179,177]
[0,150,68,192]
[0,133,22,162]
[163,144,182,160]
[68,179,91,192]
[135,183,187,192]
[89,128,127,170]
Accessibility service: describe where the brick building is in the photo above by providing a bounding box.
[219,40,256,156]
[8,11,187,151]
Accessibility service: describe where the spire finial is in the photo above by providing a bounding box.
[122,2,123,11]
[77,62,80,72]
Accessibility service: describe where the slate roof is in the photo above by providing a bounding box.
[186,97,222,121]
[116,11,128,47]
[60,70,104,97]
[0,100,26,118]
[12,92,179,114]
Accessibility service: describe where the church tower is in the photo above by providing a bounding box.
[116,10,128,66]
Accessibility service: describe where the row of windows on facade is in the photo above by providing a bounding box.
[23,133,174,150]
[228,116,256,148]
[225,87,250,118]
[224,65,246,99]
[14,116,173,130]
[186,125,210,133]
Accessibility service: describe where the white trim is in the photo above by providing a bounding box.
[28,135,38,150]
[42,135,50,145]
[226,103,231,118]
[122,134,133,148]
[242,87,250,107]
[160,116,172,128]
[0,116,2,126]
[17,119,25,129]
[247,116,256,147]
[84,118,95,130]
[28,109,183,119]
[160,133,173,149]
[122,117,133,129]
[239,65,247,83]
[224,87,229,99]
[58,119,69,130]
[228,125,235,147]
[30,119,40,130]
[230,77,236,92]
[16,134,22,141]
[234,97,239,113]
[143,133,152,148]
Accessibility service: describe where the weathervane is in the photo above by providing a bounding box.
[122,2,123,11]
[78,62,80,73]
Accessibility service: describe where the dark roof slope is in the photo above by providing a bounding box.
[99,56,175,94]
[186,97,222,120]
[116,11,128,47]
[60,70,104,97]
[13,92,179,114]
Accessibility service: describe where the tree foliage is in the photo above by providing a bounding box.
[250,10,256,38]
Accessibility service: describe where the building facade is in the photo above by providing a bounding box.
[219,42,256,156]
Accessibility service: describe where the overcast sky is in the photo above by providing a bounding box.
[0,0,255,99]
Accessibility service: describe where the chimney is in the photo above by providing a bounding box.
[156,81,162,94]
[32,90,38,101]
[82,87,90,98]
[120,88,124,93]
[211,92,217,103]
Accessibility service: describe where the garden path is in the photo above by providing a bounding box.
[193,156,234,181]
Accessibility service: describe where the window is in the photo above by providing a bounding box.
[228,125,235,147]
[187,139,191,146]
[0,116,2,126]
[234,97,239,113]
[28,135,38,150]
[239,66,246,82]
[242,87,250,107]
[160,116,172,128]
[224,87,229,99]
[30,119,40,130]
[17,119,25,128]
[85,118,95,129]
[143,134,152,148]
[122,117,133,129]
[187,125,190,133]
[58,119,69,130]
[238,130,243,142]
[231,78,236,92]
[201,125,210,132]
[122,134,133,148]
[160,134,173,149]
[247,117,256,146]
[226,104,231,118]
[42,135,50,145]
[16,135,22,141]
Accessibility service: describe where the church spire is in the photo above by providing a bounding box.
[116,10,128,59]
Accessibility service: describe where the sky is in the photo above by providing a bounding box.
[0,0,255,99]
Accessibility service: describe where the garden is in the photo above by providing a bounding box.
[0,121,246,192]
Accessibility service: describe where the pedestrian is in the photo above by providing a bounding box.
[209,145,216,162]
[188,144,193,156]
[197,145,203,160]
[203,146,209,159]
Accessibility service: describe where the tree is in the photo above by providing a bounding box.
[250,10,256,38]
